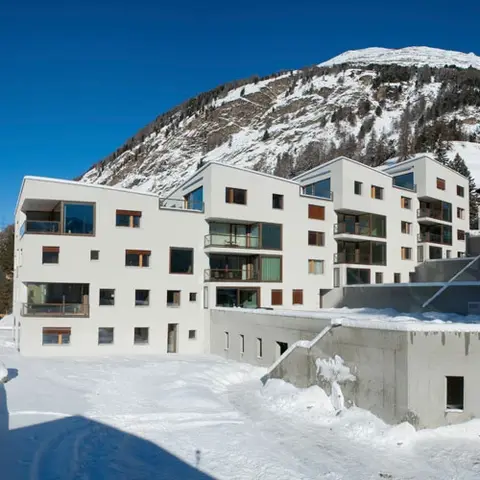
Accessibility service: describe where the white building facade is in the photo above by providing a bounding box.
[13,155,469,356]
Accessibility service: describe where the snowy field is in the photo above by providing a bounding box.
[1,326,480,479]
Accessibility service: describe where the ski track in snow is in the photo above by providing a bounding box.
[1,328,480,479]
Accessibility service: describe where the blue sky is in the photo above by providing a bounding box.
[2,0,479,223]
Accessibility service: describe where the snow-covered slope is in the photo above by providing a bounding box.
[321,46,480,70]
[78,47,480,196]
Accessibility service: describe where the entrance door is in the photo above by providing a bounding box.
[167,324,178,353]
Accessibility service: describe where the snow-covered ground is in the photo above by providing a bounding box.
[1,326,480,480]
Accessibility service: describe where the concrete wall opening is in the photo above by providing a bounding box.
[256,338,263,358]
[446,376,464,411]
[276,341,288,359]
[167,324,178,353]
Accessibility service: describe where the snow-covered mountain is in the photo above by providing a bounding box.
[79,47,480,194]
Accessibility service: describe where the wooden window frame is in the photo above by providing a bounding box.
[292,289,303,305]
[401,196,411,209]
[308,259,324,275]
[401,247,412,260]
[167,290,181,307]
[42,327,71,345]
[371,185,384,200]
[271,289,283,306]
[42,246,59,264]
[457,207,464,220]
[308,231,325,246]
[125,250,151,267]
[308,204,325,220]
[401,221,412,234]
[225,187,247,205]
[116,210,142,228]
[436,178,446,190]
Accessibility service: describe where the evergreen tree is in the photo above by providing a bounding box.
[262,130,270,141]
[397,106,412,162]
[449,154,479,229]
[0,225,14,314]
[434,137,451,165]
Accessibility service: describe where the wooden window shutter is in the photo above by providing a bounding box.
[43,327,71,335]
[308,205,325,220]
[292,289,303,305]
[116,210,142,217]
[43,246,60,253]
[271,289,282,306]
[126,249,151,255]
[371,186,375,198]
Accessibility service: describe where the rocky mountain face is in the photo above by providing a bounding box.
[78,47,480,196]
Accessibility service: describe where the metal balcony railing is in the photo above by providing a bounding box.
[204,233,260,249]
[25,220,60,234]
[333,252,386,266]
[21,303,89,317]
[417,232,452,245]
[204,269,259,282]
[417,208,446,221]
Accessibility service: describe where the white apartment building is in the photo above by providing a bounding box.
[13,155,469,356]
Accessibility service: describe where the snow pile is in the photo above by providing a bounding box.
[0,314,14,330]
[321,46,480,70]
[0,361,8,383]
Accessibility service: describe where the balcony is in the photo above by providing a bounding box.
[158,198,204,212]
[204,233,260,249]
[417,208,443,220]
[21,302,89,317]
[334,250,386,266]
[417,232,452,246]
[333,222,385,238]
[204,269,259,282]
[24,220,60,234]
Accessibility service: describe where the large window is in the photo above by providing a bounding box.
[184,186,204,211]
[303,178,331,199]
[63,203,94,235]
[42,327,71,345]
[125,250,151,267]
[99,289,115,306]
[225,187,247,205]
[261,223,282,250]
[393,172,415,191]
[216,288,259,308]
[170,248,194,274]
[134,327,149,345]
[116,210,141,228]
[261,256,281,281]
[98,327,114,345]
[42,246,59,264]
[135,289,150,306]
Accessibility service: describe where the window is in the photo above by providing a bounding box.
[261,223,282,249]
[134,327,149,345]
[90,250,99,261]
[42,246,59,264]
[457,185,465,197]
[308,259,324,274]
[394,273,401,283]
[308,231,324,246]
[203,286,208,309]
[437,177,446,190]
[401,221,412,234]
[99,289,115,306]
[446,250,451,259]
[42,327,71,345]
[401,247,412,260]
[170,247,194,274]
[271,289,283,306]
[125,250,150,267]
[393,172,415,191]
[458,230,465,241]
[224,332,230,350]
[308,204,325,220]
[184,186,203,211]
[354,181,362,195]
[188,329,197,340]
[292,289,303,305]
[240,334,245,354]
[371,185,384,200]
[256,338,263,358]
[189,292,197,302]
[98,327,114,345]
[167,290,180,306]
[457,207,465,220]
[260,256,282,281]
[116,210,141,228]
[276,341,288,357]
[417,246,424,263]
[225,187,247,205]
[272,194,284,209]
[446,376,464,410]
[401,196,411,209]
[458,252,465,258]
[303,178,331,199]
[135,289,150,306]
[375,272,383,284]
[333,268,340,288]
[63,203,95,235]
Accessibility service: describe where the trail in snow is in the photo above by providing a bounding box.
[1,328,480,479]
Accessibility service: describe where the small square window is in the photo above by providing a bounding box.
[90,250,99,261]
[354,181,362,195]
[457,208,464,219]
[98,327,114,345]
[134,327,149,345]
[401,221,412,234]
[292,289,303,305]
[272,194,284,210]
[308,231,324,246]
[458,230,465,241]
[189,292,197,302]
[457,185,465,197]
[135,289,150,306]
[371,185,384,200]
[308,259,324,274]
[188,329,197,340]
[271,289,283,306]
[394,273,401,283]
[401,247,412,260]
[125,250,150,267]
[375,272,383,284]
[167,290,181,306]
[401,196,411,209]
[225,187,247,205]
[42,247,59,264]
[99,289,115,306]
[446,376,464,410]
[437,178,446,190]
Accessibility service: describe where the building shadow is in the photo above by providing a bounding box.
[0,374,215,480]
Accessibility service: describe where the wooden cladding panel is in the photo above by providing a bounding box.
[42,246,60,253]
[116,210,142,217]
[308,204,325,220]
[292,289,303,305]
[125,249,151,255]
[271,289,283,306]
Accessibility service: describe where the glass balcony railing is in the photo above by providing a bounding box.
[158,198,204,212]
[204,233,260,249]
[417,233,452,245]
[25,221,60,234]
[21,303,89,317]
[204,269,259,282]
[333,223,385,238]
[417,208,446,221]
[334,252,386,266]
